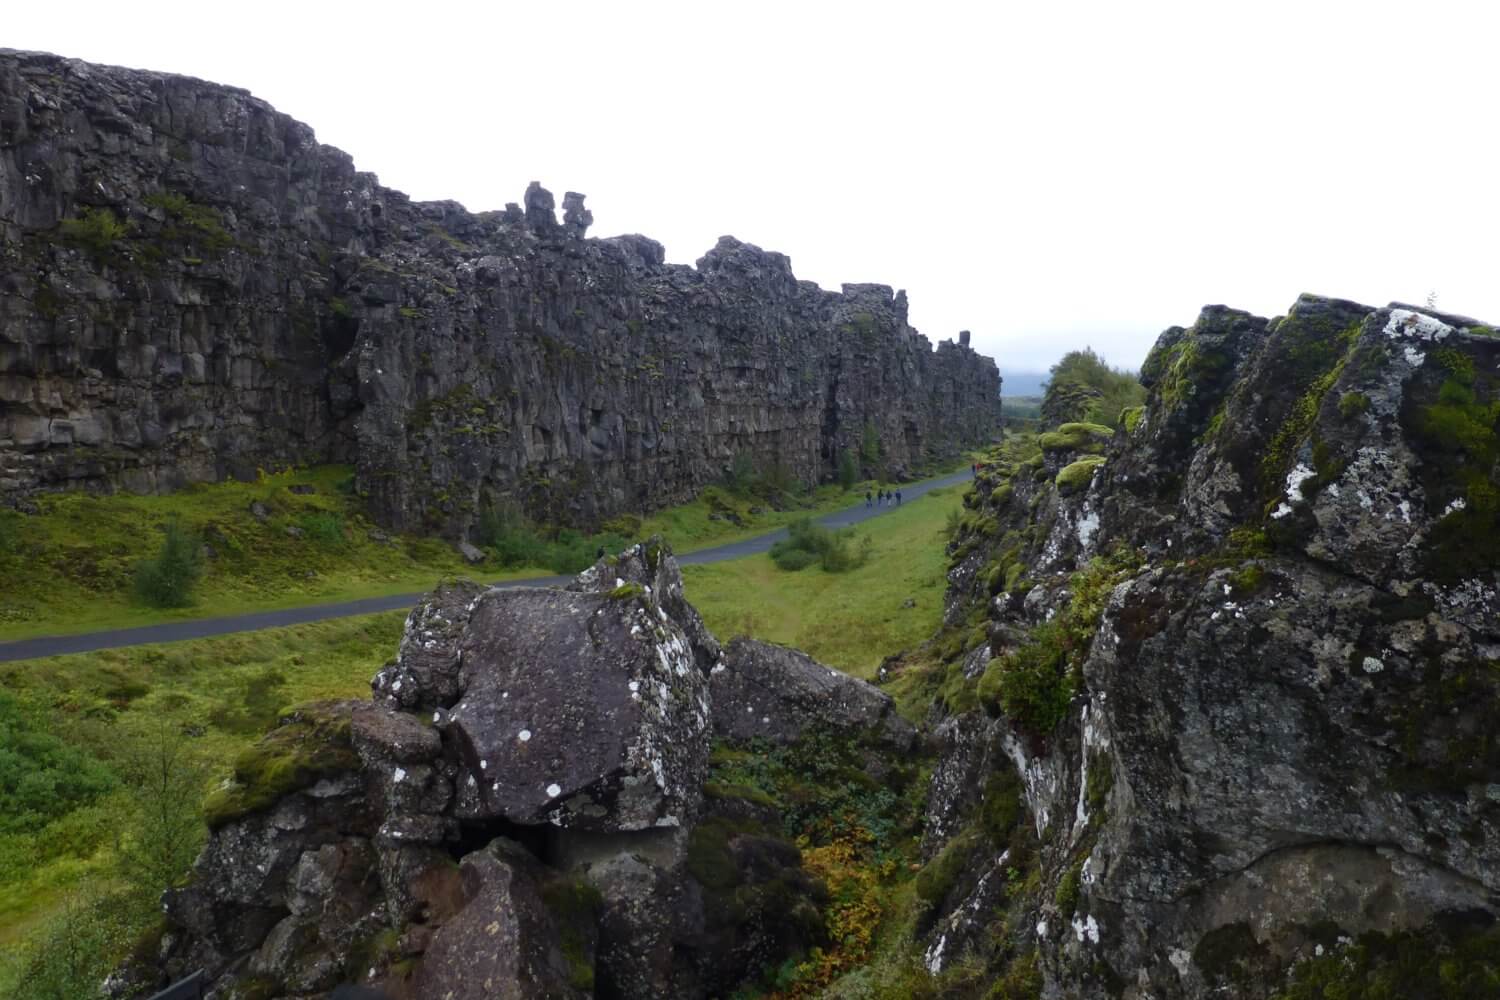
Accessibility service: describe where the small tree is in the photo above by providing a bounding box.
[133,520,202,608]
[116,721,208,900]
[837,449,859,489]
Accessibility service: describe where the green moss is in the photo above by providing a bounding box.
[607,582,645,600]
[1054,861,1083,917]
[1408,346,1500,583]
[1121,405,1145,433]
[1272,923,1500,999]
[977,548,1139,734]
[1259,318,1362,497]
[1225,563,1267,596]
[1466,324,1498,338]
[1039,422,1114,454]
[201,702,358,828]
[1055,455,1106,494]
[1338,391,1371,418]
[915,827,980,906]
[540,876,602,991]
[702,781,778,809]
[686,815,759,891]
[979,768,1024,843]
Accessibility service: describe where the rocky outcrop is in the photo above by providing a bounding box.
[131,540,864,998]
[914,295,1500,997]
[711,637,915,751]
[0,49,1002,536]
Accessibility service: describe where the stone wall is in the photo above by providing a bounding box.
[0,49,1002,535]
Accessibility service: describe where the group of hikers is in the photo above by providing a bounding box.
[865,487,902,508]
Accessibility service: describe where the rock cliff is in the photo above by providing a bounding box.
[0,49,1001,536]
[916,295,1500,997]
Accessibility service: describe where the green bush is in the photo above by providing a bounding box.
[297,511,347,547]
[770,518,870,573]
[1043,349,1146,429]
[0,691,116,837]
[58,207,128,255]
[478,502,549,568]
[132,521,203,608]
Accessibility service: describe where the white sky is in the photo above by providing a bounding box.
[9,0,1499,374]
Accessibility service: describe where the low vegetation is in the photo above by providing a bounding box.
[770,519,872,573]
[1041,349,1145,430]
[0,613,404,994]
[684,487,966,678]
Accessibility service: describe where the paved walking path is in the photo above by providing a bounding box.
[0,469,973,663]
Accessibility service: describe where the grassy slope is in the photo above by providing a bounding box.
[0,462,968,643]
[0,611,405,991]
[682,486,965,680]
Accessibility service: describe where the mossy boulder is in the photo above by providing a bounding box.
[1055,455,1106,494]
[1039,422,1114,455]
[203,701,361,829]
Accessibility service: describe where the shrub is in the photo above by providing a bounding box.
[1043,349,1146,429]
[769,518,870,573]
[478,502,549,568]
[837,449,860,489]
[58,207,128,255]
[0,691,117,837]
[133,521,203,608]
[297,511,346,547]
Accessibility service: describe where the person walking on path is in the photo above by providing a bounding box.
[896,489,902,505]
[865,490,873,508]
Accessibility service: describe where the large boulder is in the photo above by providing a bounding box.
[711,638,916,751]
[447,584,709,831]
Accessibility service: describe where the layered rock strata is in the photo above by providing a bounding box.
[0,49,1002,536]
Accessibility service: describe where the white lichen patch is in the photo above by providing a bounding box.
[1362,656,1385,674]
[1036,920,1048,939]
[546,783,562,798]
[518,729,532,742]
[1384,308,1453,343]
[1071,913,1101,945]
[1284,463,1317,505]
[1169,948,1193,977]
[393,767,406,783]
[1444,497,1468,516]
[1077,507,1101,550]
[1404,345,1427,367]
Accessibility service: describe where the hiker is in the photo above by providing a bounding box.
[596,545,606,559]
[896,489,902,505]
[878,489,886,506]
[865,490,872,508]
[971,462,977,476]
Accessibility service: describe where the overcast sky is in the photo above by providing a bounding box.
[10,1,1499,374]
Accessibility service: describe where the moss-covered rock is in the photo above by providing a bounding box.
[202,701,360,828]
[1039,422,1114,454]
[1055,455,1106,494]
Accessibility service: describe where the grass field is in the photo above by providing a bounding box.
[683,486,965,679]
[0,612,406,994]
[0,462,967,643]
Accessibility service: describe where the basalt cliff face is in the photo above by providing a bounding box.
[0,49,1000,535]
[922,295,1500,997]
